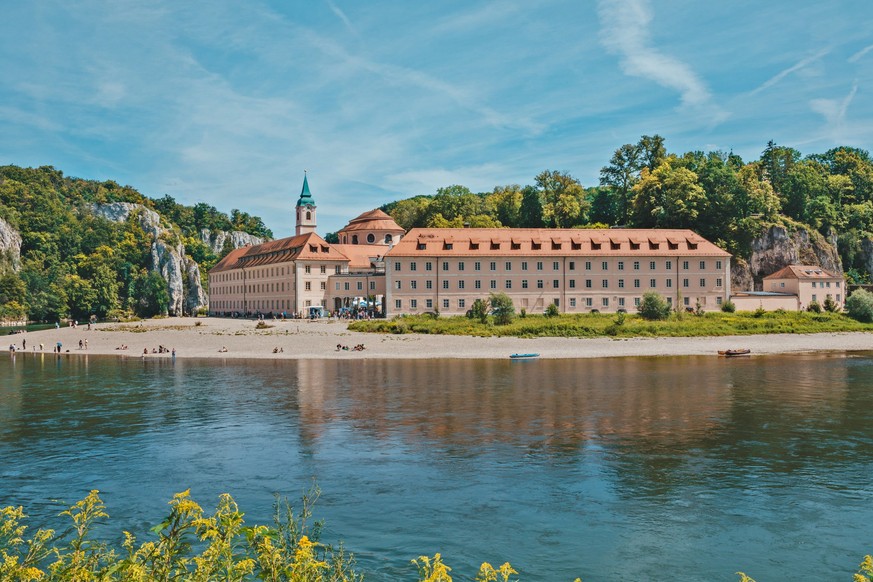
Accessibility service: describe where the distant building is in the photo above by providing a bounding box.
[732,265,845,312]
[383,228,731,315]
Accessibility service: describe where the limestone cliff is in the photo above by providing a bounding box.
[88,202,208,315]
[199,228,264,254]
[0,216,22,273]
[732,224,842,291]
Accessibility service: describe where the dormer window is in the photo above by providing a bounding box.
[469,243,479,250]
[552,242,562,250]
[649,242,660,250]
[531,242,541,250]
[610,242,620,250]
[417,243,426,250]
[444,243,454,250]
[511,242,521,250]
[571,242,582,250]
[591,243,601,250]
[630,242,640,250]
[668,242,678,250]
[687,243,697,250]
[491,242,500,250]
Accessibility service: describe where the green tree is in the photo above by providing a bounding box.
[536,170,589,227]
[846,289,873,322]
[130,271,170,317]
[469,298,488,323]
[630,158,706,228]
[63,273,97,320]
[519,185,544,227]
[638,291,672,320]
[489,292,515,325]
[600,142,642,224]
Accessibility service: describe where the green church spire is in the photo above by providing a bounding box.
[297,172,314,207]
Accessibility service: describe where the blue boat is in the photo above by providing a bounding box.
[510,353,540,360]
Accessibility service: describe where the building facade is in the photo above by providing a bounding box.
[761,265,845,309]
[384,228,731,316]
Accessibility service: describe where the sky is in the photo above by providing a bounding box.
[1,0,872,237]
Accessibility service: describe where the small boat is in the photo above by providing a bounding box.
[510,353,540,360]
[718,348,751,357]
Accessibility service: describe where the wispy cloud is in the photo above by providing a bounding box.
[750,48,830,94]
[849,43,873,63]
[324,0,356,36]
[809,81,858,139]
[596,0,713,109]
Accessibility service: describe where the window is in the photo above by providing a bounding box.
[475,280,481,289]
[585,297,593,307]
[426,262,433,271]
[683,261,689,270]
[305,265,311,274]
[506,261,512,270]
[585,279,592,288]
[395,281,401,289]
[459,280,465,289]
[443,262,449,271]
[490,280,497,289]
[812,294,817,302]
[650,261,656,270]
[490,262,497,271]
[569,261,575,270]
[459,299,466,308]
[836,281,841,288]
[410,262,417,271]
[305,281,311,291]
[370,282,375,290]
[618,261,624,270]
[650,278,656,288]
[320,281,326,290]
[826,282,832,288]
[602,279,609,288]
[619,297,625,307]
[585,261,591,270]
[700,278,706,287]
[684,296,690,306]
[602,261,608,270]
[634,297,641,306]
[716,297,723,305]
[634,279,640,288]
[443,299,450,309]
[716,260,722,270]
[569,279,575,288]
[522,280,529,289]
[345,282,351,290]
[394,262,401,271]
[602,298,609,307]
[683,278,689,288]
[666,261,672,270]
[553,280,559,288]
[570,298,576,307]
[633,261,640,270]
[505,280,512,289]
[700,261,706,269]
[475,262,481,271]
[811,281,817,288]
[537,261,544,271]
[459,262,465,271]
[336,266,342,274]
[320,265,326,274]
[410,299,417,309]
[553,262,560,270]
[618,279,624,288]
[716,278,723,288]
[426,280,433,289]
[357,282,363,290]
[411,281,417,290]
[522,261,528,270]
[442,280,449,289]
[537,280,544,289]
[666,279,672,288]
[335,282,340,290]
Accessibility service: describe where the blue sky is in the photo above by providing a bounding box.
[1,1,872,237]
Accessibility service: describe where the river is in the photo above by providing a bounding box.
[1,352,872,580]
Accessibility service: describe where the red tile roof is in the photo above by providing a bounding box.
[385,228,730,257]
[331,243,390,270]
[337,208,404,233]
[764,265,841,280]
[210,232,348,272]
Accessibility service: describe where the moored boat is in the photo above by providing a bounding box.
[510,353,540,360]
[718,348,751,357]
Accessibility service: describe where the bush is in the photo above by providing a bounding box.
[846,288,873,322]
[637,292,671,321]
[721,300,736,313]
[469,298,489,323]
[545,303,559,318]
[823,295,840,312]
[489,293,515,325]
[519,308,527,318]
[807,300,822,313]
[753,306,766,318]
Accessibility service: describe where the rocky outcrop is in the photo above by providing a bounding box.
[0,217,22,273]
[739,224,842,290]
[200,228,264,255]
[88,202,208,316]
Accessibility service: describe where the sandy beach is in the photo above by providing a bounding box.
[5,317,873,360]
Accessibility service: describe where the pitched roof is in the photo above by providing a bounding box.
[764,265,841,280]
[384,228,730,257]
[331,243,390,270]
[337,208,404,234]
[209,232,347,272]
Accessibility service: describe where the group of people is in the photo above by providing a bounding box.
[142,346,175,357]
[335,343,366,352]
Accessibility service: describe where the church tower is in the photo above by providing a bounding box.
[295,172,317,235]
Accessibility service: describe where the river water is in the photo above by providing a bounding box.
[1,352,872,580]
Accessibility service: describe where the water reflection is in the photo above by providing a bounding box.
[1,352,872,580]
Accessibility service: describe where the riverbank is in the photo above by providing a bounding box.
[6,317,873,360]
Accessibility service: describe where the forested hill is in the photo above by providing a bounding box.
[381,137,873,284]
[0,165,271,322]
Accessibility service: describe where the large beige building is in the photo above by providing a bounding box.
[384,228,731,316]
[209,177,737,317]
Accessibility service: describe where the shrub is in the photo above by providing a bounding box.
[489,293,515,325]
[545,303,559,318]
[469,298,489,323]
[753,306,766,318]
[846,288,873,323]
[519,308,527,318]
[807,300,822,313]
[721,300,736,313]
[823,295,839,312]
[637,292,671,321]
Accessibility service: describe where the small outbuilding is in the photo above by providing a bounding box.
[731,265,845,311]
